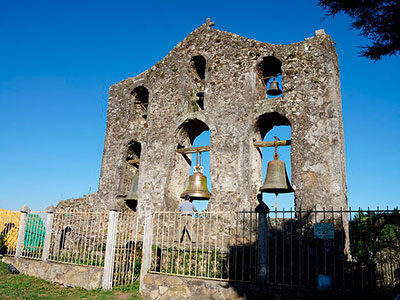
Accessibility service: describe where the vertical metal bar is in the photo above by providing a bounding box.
[359,207,364,291]
[297,210,304,286]
[349,207,355,290]
[249,212,252,282]
[386,206,394,290]
[274,207,277,284]
[94,213,100,266]
[331,207,336,289]
[195,213,200,277]
[213,213,217,278]
[201,213,206,277]
[176,213,182,274]
[120,213,127,286]
[229,212,233,280]
[220,213,224,280]
[290,207,293,285]
[182,215,187,276]
[268,211,271,283]
[156,213,161,272]
[235,212,238,280]
[241,212,245,281]
[340,207,344,290]
[323,207,326,276]
[282,208,285,285]
[160,213,166,274]
[314,207,318,285]
[114,213,121,286]
[164,212,170,275]
[368,207,373,290]
[99,213,106,266]
[188,215,193,276]
[169,213,174,274]
[207,214,213,277]
[132,215,139,284]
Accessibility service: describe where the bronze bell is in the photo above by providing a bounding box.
[125,172,139,201]
[180,166,211,200]
[267,77,282,96]
[260,153,293,194]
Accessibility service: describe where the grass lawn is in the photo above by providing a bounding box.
[0,262,143,299]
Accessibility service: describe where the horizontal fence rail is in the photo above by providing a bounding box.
[21,211,48,260]
[112,213,143,287]
[149,208,400,293]
[2,206,399,294]
[48,211,108,267]
[264,208,400,292]
[150,211,258,282]
[0,209,21,256]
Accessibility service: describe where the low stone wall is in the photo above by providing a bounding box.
[140,273,393,300]
[141,273,243,300]
[2,256,103,290]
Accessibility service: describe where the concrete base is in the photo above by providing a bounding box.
[2,256,103,290]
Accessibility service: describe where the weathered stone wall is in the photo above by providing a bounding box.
[2,256,103,290]
[93,22,347,216]
[140,273,388,300]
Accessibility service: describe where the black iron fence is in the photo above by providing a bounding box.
[150,208,400,293]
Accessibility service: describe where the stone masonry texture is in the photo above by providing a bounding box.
[59,22,348,217]
[140,273,389,300]
[2,256,103,290]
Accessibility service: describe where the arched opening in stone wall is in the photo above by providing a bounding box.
[191,55,206,80]
[121,141,141,211]
[256,112,293,210]
[166,119,211,211]
[131,86,149,119]
[257,56,283,99]
[189,56,206,112]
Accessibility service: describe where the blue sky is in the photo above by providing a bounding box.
[1,0,399,211]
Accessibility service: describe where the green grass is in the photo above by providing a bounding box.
[0,262,143,300]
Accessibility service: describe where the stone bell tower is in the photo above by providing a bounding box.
[94,22,347,216]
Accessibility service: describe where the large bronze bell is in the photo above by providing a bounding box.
[267,77,282,96]
[125,172,139,201]
[260,153,293,194]
[180,165,211,200]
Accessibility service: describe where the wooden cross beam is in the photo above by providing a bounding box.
[175,140,291,154]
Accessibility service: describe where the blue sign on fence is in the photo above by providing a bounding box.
[314,223,334,239]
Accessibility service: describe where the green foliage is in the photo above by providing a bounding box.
[0,262,143,299]
[349,210,400,264]
[319,0,400,60]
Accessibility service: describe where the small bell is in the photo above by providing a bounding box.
[125,172,139,201]
[260,153,293,194]
[267,77,282,96]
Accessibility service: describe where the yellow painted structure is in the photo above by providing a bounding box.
[0,209,21,250]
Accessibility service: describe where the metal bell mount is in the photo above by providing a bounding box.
[180,152,211,200]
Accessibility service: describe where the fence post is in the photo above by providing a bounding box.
[102,203,120,290]
[42,205,55,261]
[15,205,30,258]
[256,198,269,283]
[139,211,153,293]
